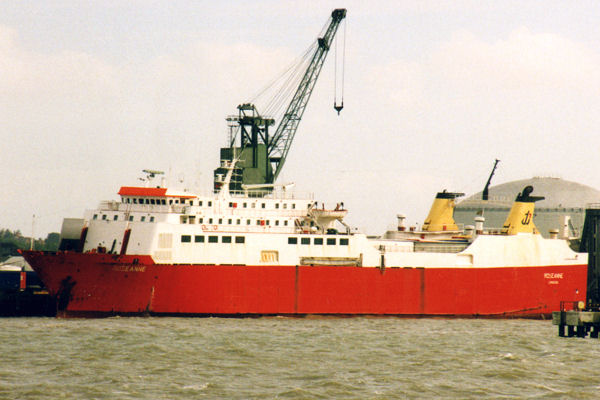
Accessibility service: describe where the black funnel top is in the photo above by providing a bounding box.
[515,186,545,203]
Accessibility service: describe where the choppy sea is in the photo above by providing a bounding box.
[0,317,598,399]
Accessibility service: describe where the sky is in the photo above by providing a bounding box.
[2,0,600,237]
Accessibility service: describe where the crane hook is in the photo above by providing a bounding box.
[334,101,343,115]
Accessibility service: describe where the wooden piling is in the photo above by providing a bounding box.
[552,310,600,338]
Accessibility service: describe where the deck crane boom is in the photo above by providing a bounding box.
[269,8,347,182]
[214,9,347,193]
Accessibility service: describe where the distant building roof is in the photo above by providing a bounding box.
[457,177,600,209]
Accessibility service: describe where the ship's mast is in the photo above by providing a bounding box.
[482,159,500,201]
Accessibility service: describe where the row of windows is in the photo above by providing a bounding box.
[94,214,154,223]
[123,197,300,210]
[182,216,289,227]
[180,235,349,246]
[288,237,349,246]
[227,201,298,210]
[123,197,209,206]
[94,213,298,226]
[181,235,245,244]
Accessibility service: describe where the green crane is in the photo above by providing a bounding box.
[214,9,347,193]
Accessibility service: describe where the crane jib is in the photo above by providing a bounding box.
[214,9,347,193]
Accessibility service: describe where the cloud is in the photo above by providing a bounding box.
[0,24,296,235]
[2,18,600,236]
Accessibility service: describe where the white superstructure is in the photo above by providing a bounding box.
[59,170,585,271]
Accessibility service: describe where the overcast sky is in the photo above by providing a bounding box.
[2,0,600,237]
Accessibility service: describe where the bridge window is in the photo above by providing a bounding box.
[301,238,310,245]
[129,216,134,221]
[288,237,298,244]
[208,236,218,243]
[283,203,287,209]
[327,238,336,245]
[228,219,232,225]
[102,215,107,220]
[93,214,98,220]
[195,235,204,243]
[181,235,191,243]
[276,203,280,209]
[222,236,232,243]
[314,238,323,245]
[113,215,118,221]
[340,238,349,246]
[235,236,245,244]
[141,216,146,222]
[247,219,251,225]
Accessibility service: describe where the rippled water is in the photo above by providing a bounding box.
[0,317,598,399]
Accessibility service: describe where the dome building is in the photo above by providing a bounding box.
[454,177,600,239]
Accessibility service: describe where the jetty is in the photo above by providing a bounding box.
[552,302,600,338]
[553,206,600,338]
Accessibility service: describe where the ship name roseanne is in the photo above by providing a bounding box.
[113,265,146,272]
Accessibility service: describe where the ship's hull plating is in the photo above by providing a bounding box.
[23,251,587,318]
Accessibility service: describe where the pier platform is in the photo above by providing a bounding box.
[552,302,600,338]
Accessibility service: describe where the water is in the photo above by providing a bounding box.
[0,318,598,399]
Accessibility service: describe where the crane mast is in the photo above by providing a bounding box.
[269,8,347,181]
[214,9,347,194]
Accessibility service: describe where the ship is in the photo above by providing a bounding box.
[0,256,55,317]
[20,9,588,318]
[21,163,587,318]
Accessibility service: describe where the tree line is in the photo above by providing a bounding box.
[0,229,60,262]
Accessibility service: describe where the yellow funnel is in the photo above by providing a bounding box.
[501,186,544,235]
[422,191,464,232]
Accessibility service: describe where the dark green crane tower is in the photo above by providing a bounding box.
[214,9,347,194]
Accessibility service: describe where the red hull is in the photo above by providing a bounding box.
[23,251,587,318]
